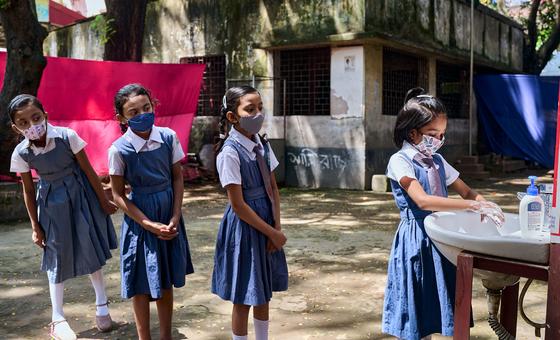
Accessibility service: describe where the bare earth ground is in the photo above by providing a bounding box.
[0,171,551,339]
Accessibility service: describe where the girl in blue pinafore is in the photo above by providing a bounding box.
[108,84,194,340]
[9,94,118,340]
[382,88,505,340]
[212,86,289,340]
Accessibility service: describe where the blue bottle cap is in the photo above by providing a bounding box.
[527,176,539,196]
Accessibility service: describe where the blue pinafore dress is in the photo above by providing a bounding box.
[18,129,117,284]
[113,129,194,299]
[382,153,456,339]
[211,138,289,306]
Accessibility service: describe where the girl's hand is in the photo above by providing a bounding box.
[468,200,505,228]
[267,239,278,253]
[101,199,119,215]
[269,229,287,250]
[167,215,180,234]
[145,221,178,240]
[32,227,45,248]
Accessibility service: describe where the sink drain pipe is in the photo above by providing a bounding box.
[519,279,546,338]
[486,289,516,340]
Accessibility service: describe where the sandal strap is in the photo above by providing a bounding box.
[49,319,67,327]
[96,300,110,307]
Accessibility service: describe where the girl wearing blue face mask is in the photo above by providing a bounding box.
[382,88,505,340]
[108,83,194,340]
[212,86,288,340]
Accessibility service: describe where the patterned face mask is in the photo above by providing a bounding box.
[414,134,445,157]
[19,119,47,140]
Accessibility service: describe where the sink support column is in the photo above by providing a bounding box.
[453,251,549,339]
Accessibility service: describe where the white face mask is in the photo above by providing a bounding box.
[19,119,47,140]
[414,134,445,157]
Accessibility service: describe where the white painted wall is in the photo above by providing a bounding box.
[330,46,364,119]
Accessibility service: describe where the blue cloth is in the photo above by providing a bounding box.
[382,153,456,339]
[475,75,558,168]
[18,129,117,284]
[113,129,194,299]
[212,138,289,306]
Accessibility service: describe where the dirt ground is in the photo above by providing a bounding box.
[0,172,551,339]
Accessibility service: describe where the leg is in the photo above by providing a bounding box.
[89,269,109,316]
[49,280,76,339]
[155,288,173,340]
[499,282,519,337]
[253,303,269,340]
[132,294,152,340]
[232,304,251,339]
[454,252,474,340]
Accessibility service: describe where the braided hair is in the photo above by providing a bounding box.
[215,85,269,153]
[393,87,447,148]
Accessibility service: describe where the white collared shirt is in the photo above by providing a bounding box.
[108,125,185,176]
[10,123,87,173]
[216,127,279,188]
[386,141,459,186]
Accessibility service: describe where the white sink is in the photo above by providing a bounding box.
[424,211,550,266]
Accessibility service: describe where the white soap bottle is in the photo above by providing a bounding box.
[519,176,546,239]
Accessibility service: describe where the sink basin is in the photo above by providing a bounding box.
[425,211,550,266]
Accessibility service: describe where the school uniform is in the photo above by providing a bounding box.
[382,141,459,339]
[10,123,117,284]
[212,128,289,305]
[108,125,194,299]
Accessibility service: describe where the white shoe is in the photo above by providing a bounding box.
[49,319,77,340]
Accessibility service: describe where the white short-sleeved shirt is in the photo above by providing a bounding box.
[108,125,185,176]
[10,123,87,173]
[386,141,460,186]
[216,128,279,188]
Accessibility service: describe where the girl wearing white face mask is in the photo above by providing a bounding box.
[381,88,505,340]
[212,86,288,340]
[9,94,118,340]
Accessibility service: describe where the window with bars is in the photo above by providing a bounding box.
[277,47,331,116]
[382,48,428,116]
[180,55,226,116]
[436,61,469,119]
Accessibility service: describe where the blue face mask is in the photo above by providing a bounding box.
[127,112,155,132]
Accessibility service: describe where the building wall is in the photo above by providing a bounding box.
[43,0,522,189]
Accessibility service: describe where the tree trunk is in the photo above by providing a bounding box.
[103,0,148,61]
[0,0,47,175]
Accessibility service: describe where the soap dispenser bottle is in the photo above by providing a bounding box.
[519,176,546,239]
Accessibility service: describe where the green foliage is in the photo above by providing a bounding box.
[517,1,556,49]
[90,14,115,45]
[0,0,10,10]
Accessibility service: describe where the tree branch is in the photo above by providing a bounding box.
[527,0,541,54]
[536,0,560,72]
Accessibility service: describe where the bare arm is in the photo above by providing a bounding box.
[110,174,177,240]
[168,162,184,227]
[449,178,484,201]
[20,172,44,248]
[75,150,117,214]
[226,184,286,248]
[270,172,281,230]
[400,176,474,211]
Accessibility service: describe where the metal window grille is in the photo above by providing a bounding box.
[436,61,470,119]
[382,48,428,115]
[278,47,330,116]
[180,55,226,116]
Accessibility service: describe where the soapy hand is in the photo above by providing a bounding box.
[468,200,505,228]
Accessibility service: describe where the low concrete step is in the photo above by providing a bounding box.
[455,163,485,173]
[461,170,491,180]
[456,155,479,165]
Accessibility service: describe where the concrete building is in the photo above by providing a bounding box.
[44,0,525,189]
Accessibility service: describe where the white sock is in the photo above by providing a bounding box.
[52,320,77,340]
[232,333,248,340]
[49,281,65,322]
[89,270,109,316]
[254,318,269,340]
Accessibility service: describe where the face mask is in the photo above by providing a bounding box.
[127,112,155,132]
[20,119,47,140]
[414,134,445,157]
[238,112,264,135]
